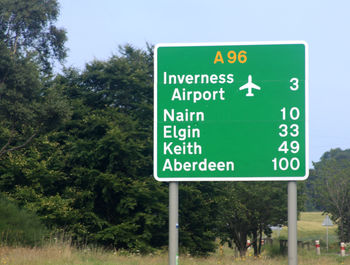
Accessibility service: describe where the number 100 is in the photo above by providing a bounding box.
[272,157,300,171]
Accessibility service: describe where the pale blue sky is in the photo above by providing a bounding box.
[57,0,350,166]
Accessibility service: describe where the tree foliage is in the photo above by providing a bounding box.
[0,0,67,71]
[217,182,290,257]
[179,183,221,256]
[0,0,69,157]
[1,45,167,252]
[310,148,350,241]
[0,0,70,157]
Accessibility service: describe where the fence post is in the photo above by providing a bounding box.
[340,242,345,257]
[315,240,320,255]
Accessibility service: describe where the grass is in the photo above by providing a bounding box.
[298,212,338,243]
[0,212,348,265]
[277,212,338,244]
[0,245,349,265]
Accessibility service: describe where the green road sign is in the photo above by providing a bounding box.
[154,41,309,181]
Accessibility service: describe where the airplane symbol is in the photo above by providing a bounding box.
[239,75,261,97]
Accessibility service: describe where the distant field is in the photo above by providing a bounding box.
[277,212,338,244]
[0,212,347,265]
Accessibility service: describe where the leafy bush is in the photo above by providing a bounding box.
[0,196,48,246]
[264,240,287,257]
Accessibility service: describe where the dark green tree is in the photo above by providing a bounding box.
[217,182,291,257]
[0,48,70,157]
[304,168,322,211]
[8,46,168,252]
[0,0,69,157]
[311,148,350,242]
[81,44,153,115]
[179,183,221,256]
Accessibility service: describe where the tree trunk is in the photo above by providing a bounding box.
[339,220,345,242]
[252,230,258,256]
[233,234,248,258]
[239,248,247,258]
[258,225,263,255]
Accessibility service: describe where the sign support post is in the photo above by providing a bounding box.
[169,182,179,265]
[288,181,298,265]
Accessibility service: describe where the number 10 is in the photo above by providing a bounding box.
[281,107,300,120]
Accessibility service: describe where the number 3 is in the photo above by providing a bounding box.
[290,78,299,91]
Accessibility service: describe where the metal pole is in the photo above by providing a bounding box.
[169,182,179,265]
[288,181,298,265]
[326,226,329,252]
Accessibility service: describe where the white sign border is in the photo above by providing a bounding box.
[153,41,309,182]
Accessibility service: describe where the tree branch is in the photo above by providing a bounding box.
[0,135,13,155]
[12,33,19,55]
[0,133,36,157]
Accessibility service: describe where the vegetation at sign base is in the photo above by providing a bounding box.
[216,181,305,258]
[0,0,350,257]
[1,239,350,265]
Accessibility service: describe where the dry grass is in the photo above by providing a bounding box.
[0,245,349,265]
[0,212,347,265]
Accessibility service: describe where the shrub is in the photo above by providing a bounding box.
[264,240,287,257]
[0,196,48,246]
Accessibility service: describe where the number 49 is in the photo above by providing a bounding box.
[278,141,300,154]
